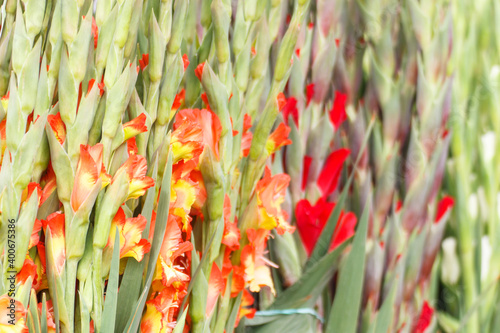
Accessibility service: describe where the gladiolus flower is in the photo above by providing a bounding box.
[255,167,294,234]
[139,54,149,71]
[435,196,454,223]
[282,97,298,127]
[222,195,241,250]
[241,114,253,157]
[1,92,8,110]
[195,63,205,81]
[47,113,66,145]
[140,287,180,333]
[127,137,138,155]
[306,83,315,105]
[157,216,193,287]
[296,198,357,255]
[329,91,347,129]
[0,119,6,165]
[114,154,155,200]
[107,208,151,262]
[29,219,42,249]
[91,17,98,49]
[42,212,66,275]
[317,148,350,197]
[413,301,434,333]
[182,54,190,71]
[240,228,277,294]
[71,144,110,212]
[265,123,292,155]
[17,256,37,285]
[235,289,256,327]
[201,92,211,111]
[277,92,287,110]
[171,108,222,162]
[0,295,28,332]
[123,113,148,140]
[207,263,224,316]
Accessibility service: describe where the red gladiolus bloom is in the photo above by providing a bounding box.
[139,54,149,71]
[413,301,434,333]
[306,83,315,106]
[329,91,347,129]
[317,148,350,197]
[435,196,454,223]
[182,54,190,71]
[296,198,357,255]
[195,63,205,81]
[282,97,299,127]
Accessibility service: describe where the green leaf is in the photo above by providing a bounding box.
[371,278,397,333]
[28,288,41,333]
[100,227,121,333]
[270,242,348,310]
[172,305,189,333]
[41,293,48,333]
[225,292,243,333]
[123,151,173,333]
[325,202,370,333]
[114,160,158,332]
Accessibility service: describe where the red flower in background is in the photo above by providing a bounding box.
[296,198,357,255]
[317,148,350,197]
[282,97,299,127]
[435,196,454,223]
[413,301,434,333]
[329,91,347,129]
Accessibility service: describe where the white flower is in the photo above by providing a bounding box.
[441,237,460,285]
[481,236,492,282]
[480,132,496,164]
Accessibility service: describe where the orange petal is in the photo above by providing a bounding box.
[123,113,148,140]
[71,144,101,212]
[206,263,224,316]
[47,113,66,145]
[0,295,28,332]
[42,212,66,275]
[265,122,292,155]
[28,219,42,249]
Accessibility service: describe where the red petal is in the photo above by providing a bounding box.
[317,148,350,197]
[301,155,312,191]
[435,196,454,223]
[329,91,348,129]
[306,83,315,106]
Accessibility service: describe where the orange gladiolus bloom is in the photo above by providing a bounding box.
[156,216,192,287]
[42,212,66,275]
[240,228,277,294]
[107,207,151,262]
[265,123,292,155]
[123,113,148,141]
[171,108,222,162]
[71,144,110,212]
[255,167,295,235]
[47,113,66,145]
[0,295,28,333]
[114,154,155,200]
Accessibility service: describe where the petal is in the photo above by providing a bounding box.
[206,263,224,316]
[47,113,66,145]
[71,145,100,212]
[265,123,292,155]
[123,113,148,141]
[317,148,350,197]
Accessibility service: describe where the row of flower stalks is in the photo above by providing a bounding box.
[438,1,500,332]
[239,1,456,332]
[0,0,312,332]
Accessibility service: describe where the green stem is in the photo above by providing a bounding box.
[92,247,103,332]
[65,259,78,333]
